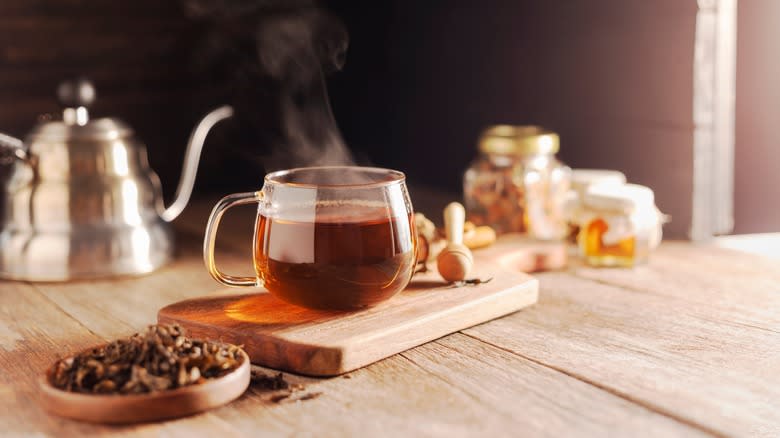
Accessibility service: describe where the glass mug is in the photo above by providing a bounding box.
[203,167,418,311]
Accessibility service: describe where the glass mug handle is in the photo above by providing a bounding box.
[203,191,263,287]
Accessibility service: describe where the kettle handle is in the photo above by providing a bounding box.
[160,105,234,222]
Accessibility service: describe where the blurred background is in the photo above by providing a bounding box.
[0,0,774,239]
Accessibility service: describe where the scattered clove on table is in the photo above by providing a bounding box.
[250,370,290,390]
[249,369,323,404]
[445,277,494,288]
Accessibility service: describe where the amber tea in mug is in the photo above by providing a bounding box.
[254,206,415,309]
[204,167,417,311]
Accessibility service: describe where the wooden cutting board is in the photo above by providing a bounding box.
[158,235,553,376]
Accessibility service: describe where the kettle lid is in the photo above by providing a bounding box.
[26,78,134,142]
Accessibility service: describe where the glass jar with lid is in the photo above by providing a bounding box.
[463,125,571,239]
[563,169,626,241]
[577,183,664,267]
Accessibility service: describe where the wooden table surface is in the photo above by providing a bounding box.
[1,196,778,437]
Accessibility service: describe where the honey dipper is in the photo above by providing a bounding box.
[437,202,474,282]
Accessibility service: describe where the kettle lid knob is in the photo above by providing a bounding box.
[57,78,96,109]
[57,78,95,126]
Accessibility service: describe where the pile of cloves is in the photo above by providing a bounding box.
[49,324,244,395]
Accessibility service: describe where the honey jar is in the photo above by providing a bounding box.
[564,169,627,242]
[577,183,663,267]
[463,125,570,239]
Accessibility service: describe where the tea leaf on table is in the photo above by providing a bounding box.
[446,277,494,288]
[250,370,289,390]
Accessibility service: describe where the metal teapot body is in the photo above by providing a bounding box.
[0,79,232,281]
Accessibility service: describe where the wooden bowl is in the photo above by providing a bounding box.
[38,350,250,424]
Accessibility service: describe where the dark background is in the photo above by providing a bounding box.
[0,0,775,236]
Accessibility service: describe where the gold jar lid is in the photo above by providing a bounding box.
[478,125,560,156]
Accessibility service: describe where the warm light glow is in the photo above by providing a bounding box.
[129,227,152,271]
[121,180,142,226]
[112,142,129,176]
[224,293,337,324]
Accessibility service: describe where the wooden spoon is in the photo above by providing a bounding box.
[437,202,474,282]
[38,350,250,424]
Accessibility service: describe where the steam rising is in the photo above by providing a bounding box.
[184,0,355,170]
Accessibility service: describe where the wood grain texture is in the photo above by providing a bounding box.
[158,255,539,376]
[464,267,780,437]
[401,334,710,438]
[0,281,242,436]
[0,197,778,436]
[0,239,699,437]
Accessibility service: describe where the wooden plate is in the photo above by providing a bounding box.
[38,350,250,424]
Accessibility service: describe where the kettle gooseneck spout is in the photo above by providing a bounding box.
[160,105,234,222]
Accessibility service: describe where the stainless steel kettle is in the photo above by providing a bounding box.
[0,79,233,281]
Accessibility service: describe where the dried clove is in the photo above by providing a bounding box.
[269,393,291,403]
[250,370,289,391]
[49,324,244,395]
[297,392,323,401]
[446,277,494,288]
